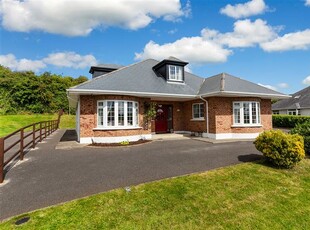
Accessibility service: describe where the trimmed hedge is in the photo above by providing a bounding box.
[272,115,310,128]
[254,130,305,168]
[290,121,310,155]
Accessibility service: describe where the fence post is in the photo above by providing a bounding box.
[40,122,42,142]
[20,129,24,160]
[0,137,4,183]
[57,109,63,129]
[44,121,47,138]
[32,124,36,148]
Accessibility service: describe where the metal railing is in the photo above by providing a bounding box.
[0,110,63,183]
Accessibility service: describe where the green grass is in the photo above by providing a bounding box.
[0,114,75,137]
[1,159,310,229]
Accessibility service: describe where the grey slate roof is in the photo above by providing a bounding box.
[69,58,287,98]
[93,64,124,69]
[272,86,310,110]
[198,73,284,96]
[73,59,203,96]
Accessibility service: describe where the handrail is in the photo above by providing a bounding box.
[0,110,63,183]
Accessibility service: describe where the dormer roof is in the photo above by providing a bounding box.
[152,56,188,71]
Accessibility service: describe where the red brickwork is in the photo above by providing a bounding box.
[79,95,272,138]
[80,95,151,138]
[207,97,272,134]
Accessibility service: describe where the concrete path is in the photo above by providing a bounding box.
[0,129,262,221]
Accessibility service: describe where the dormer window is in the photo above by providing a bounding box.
[168,65,183,82]
[152,57,188,83]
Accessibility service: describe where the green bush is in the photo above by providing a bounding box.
[272,115,310,128]
[254,130,305,168]
[290,121,310,155]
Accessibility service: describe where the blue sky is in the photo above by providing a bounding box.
[0,0,310,94]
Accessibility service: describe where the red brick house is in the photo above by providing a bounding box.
[67,57,288,143]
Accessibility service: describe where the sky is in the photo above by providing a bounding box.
[0,0,310,94]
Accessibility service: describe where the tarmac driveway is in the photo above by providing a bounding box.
[0,130,262,221]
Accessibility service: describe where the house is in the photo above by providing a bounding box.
[272,86,310,116]
[67,57,288,143]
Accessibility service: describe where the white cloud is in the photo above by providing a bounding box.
[302,76,310,85]
[136,19,277,64]
[43,52,97,69]
[0,52,97,72]
[261,29,310,52]
[0,0,187,36]
[258,83,277,91]
[201,19,277,48]
[0,54,46,71]
[135,38,232,64]
[277,83,289,88]
[306,0,310,6]
[220,0,268,19]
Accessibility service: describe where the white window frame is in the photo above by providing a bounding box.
[287,109,300,116]
[97,100,139,129]
[192,103,204,120]
[233,101,261,126]
[168,65,183,82]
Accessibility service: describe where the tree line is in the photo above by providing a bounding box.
[0,65,88,114]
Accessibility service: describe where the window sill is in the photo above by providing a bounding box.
[94,126,143,131]
[191,118,205,121]
[231,124,262,128]
[167,80,185,85]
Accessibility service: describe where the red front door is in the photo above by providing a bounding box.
[155,105,169,133]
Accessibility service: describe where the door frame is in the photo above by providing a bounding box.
[155,104,173,133]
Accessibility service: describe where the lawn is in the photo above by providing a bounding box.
[1,159,309,229]
[0,114,75,137]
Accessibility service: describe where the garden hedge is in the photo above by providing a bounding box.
[272,115,310,128]
[290,121,310,155]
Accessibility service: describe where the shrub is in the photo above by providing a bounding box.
[254,130,305,168]
[290,121,310,155]
[272,115,310,128]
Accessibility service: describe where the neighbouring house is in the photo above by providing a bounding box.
[67,57,288,143]
[272,86,310,116]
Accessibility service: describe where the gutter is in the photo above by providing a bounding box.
[199,96,209,135]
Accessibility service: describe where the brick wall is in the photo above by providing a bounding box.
[80,95,272,138]
[80,95,151,138]
[208,97,272,134]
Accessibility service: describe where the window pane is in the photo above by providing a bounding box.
[199,104,204,118]
[98,108,103,126]
[98,102,104,107]
[169,66,176,80]
[234,108,240,124]
[107,101,115,126]
[135,102,138,126]
[193,104,199,118]
[176,66,183,81]
[127,102,133,126]
[243,103,250,124]
[118,101,124,126]
[251,102,257,124]
[257,104,261,123]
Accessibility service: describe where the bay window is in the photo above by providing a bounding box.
[233,102,260,126]
[97,100,139,128]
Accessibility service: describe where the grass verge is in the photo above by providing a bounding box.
[1,159,310,229]
[0,114,75,137]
